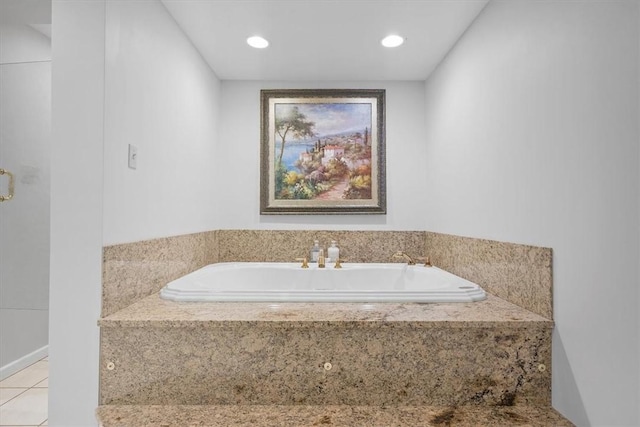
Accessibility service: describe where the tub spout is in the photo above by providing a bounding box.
[414,256,433,267]
[318,249,326,268]
[392,251,416,265]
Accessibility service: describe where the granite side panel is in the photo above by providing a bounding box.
[100,325,551,407]
[102,231,218,317]
[96,405,575,427]
[218,230,426,263]
[425,232,552,319]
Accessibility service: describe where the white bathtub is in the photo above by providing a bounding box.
[160,262,487,303]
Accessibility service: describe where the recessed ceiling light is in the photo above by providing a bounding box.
[381,35,404,48]
[247,36,269,49]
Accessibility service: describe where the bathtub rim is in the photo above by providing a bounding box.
[159,262,487,303]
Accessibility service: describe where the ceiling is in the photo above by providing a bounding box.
[162,0,489,81]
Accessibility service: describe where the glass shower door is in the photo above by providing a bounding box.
[0,24,51,377]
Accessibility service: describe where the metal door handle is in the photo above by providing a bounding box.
[0,169,15,202]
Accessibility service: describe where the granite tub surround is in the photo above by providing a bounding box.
[425,231,553,319]
[96,404,575,427]
[100,326,550,407]
[98,229,565,425]
[102,231,218,316]
[99,295,552,407]
[99,293,550,327]
[101,229,553,320]
[217,230,426,263]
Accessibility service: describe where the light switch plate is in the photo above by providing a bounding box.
[128,144,138,169]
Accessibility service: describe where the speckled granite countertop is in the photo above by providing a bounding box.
[98,292,551,328]
[96,404,574,426]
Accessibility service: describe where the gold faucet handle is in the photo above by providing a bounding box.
[334,258,346,269]
[295,257,309,268]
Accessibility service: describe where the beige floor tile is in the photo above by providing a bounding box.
[0,388,47,426]
[0,362,48,388]
[0,389,26,406]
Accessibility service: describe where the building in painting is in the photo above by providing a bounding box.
[299,151,313,163]
[323,145,344,159]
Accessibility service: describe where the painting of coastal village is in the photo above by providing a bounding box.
[273,103,373,201]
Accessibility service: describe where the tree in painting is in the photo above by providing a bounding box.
[275,106,315,166]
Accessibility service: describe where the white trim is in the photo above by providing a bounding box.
[0,345,48,380]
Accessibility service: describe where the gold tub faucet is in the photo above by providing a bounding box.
[392,251,416,265]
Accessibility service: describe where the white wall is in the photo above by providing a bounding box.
[50,1,104,425]
[103,1,220,245]
[51,0,222,424]
[423,1,639,426]
[0,24,50,63]
[0,25,50,377]
[218,81,427,230]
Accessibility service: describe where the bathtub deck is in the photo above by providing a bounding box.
[98,292,551,328]
[99,292,553,409]
[96,404,574,426]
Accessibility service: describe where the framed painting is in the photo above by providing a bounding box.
[260,89,386,215]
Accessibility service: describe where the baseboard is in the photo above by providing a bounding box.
[0,345,48,380]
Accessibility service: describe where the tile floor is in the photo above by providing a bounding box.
[0,357,48,426]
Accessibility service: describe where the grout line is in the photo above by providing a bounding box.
[0,353,49,427]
